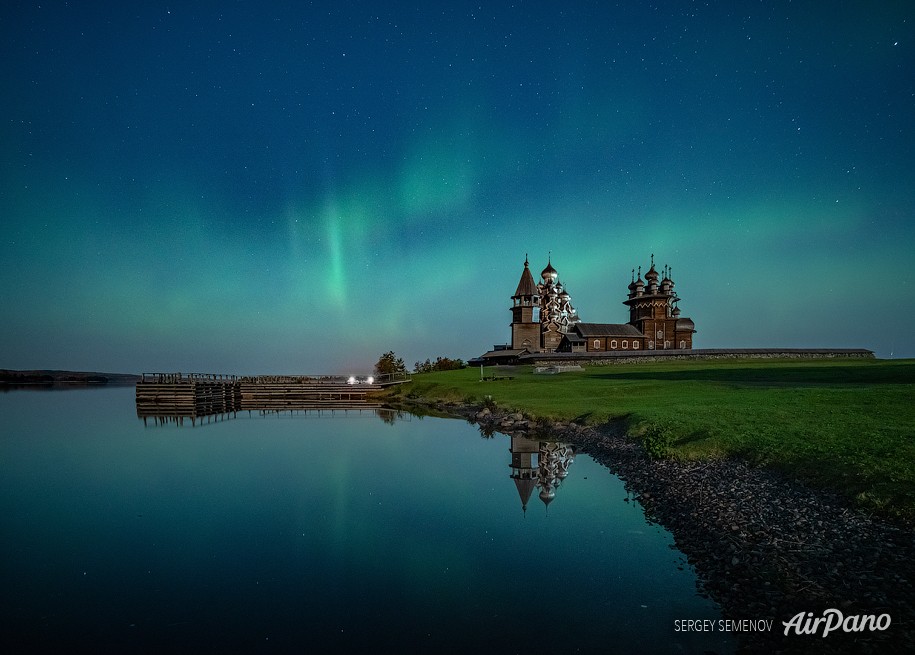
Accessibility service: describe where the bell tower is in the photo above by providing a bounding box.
[510,255,540,351]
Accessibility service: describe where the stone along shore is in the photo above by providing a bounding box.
[421,399,915,654]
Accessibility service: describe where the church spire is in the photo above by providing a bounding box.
[510,254,540,351]
[513,255,537,297]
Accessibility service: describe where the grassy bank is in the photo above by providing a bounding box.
[385,358,915,518]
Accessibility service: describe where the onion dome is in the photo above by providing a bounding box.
[541,259,558,282]
[645,254,659,281]
[662,266,676,298]
[672,304,681,317]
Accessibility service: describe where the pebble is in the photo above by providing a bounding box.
[440,400,915,652]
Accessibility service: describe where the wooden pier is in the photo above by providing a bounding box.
[135,372,409,420]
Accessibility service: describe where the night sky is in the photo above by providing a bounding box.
[2,1,913,374]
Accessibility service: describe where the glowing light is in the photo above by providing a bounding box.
[325,207,347,306]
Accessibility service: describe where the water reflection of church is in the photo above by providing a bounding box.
[509,435,576,514]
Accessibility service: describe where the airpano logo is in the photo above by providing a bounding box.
[782,609,891,637]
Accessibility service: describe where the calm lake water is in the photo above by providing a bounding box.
[1,386,732,653]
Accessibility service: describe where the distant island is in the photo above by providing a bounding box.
[0,369,140,385]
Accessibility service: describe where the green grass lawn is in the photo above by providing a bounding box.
[386,358,915,518]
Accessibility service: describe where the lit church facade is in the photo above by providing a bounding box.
[509,255,696,353]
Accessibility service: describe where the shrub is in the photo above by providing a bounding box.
[641,421,676,460]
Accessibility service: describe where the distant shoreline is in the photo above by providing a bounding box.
[0,369,140,385]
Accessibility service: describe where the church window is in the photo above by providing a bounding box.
[622,340,628,349]
[664,341,670,349]
[648,341,654,349]
[633,341,640,349]
[610,340,617,349]
[657,330,663,339]
[593,339,600,350]
[680,340,686,349]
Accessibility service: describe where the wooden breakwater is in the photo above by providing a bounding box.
[136,372,410,419]
[135,374,241,418]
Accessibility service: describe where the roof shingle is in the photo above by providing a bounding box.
[575,322,642,337]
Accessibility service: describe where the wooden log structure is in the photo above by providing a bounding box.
[136,372,407,419]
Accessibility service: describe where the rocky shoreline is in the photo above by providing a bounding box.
[420,399,915,654]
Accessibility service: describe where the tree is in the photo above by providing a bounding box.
[413,356,466,373]
[374,351,406,376]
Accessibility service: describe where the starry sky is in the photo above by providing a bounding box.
[2,1,913,374]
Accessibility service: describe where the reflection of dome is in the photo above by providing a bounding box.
[539,486,555,506]
[537,442,577,507]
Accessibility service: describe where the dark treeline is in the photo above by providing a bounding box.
[413,356,465,373]
[0,370,139,384]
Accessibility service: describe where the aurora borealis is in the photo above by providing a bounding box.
[2,1,913,373]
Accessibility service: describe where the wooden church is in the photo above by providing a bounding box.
[509,254,696,354]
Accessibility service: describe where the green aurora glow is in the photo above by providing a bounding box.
[1,1,913,372]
